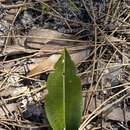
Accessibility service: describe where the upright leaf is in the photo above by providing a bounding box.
[45,48,82,130]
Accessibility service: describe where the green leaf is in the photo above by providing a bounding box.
[45,48,82,130]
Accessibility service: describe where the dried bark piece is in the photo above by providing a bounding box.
[28,50,87,77]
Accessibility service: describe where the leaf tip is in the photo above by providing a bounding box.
[64,48,69,54]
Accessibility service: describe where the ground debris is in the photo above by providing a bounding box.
[0,0,130,130]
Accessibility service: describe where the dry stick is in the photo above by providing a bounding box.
[74,28,90,38]
[13,112,21,128]
[80,23,130,130]
[2,3,30,9]
[117,122,129,130]
[102,5,130,36]
[80,1,130,130]
[81,2,108,122]
[93,94,128,122]
[83,82,130,93]
[1,35,87,43]
[4,84,46,102]
[111,14,130,35]
[1,113,49,128]
[91,127,101,130]
[81,0,120,67]
[81,2,129,27]
[81,28,129,129]
[99,28,130,63]
[0,121,12,130]
[87,4,117,118]
[79,1,107,77]
[79,87,129,130]
[81,45,108,77]
[104,0,113,24]
[112,2,127,25]
[0,97,14,118]
[101,11,130,26]
[83,93,128,129]
[0,120,48,129]
[81,0,97,115]
[80,61,130,91]
[82,0,118,119]
[1,51,39,64]
[111,0,121,22]
[2,0,27,54]
[92,49,117,91]
[0,117,47,124]
[0,101,10,119]
[0,99,16,130]
[87,3,130,78]
[79,62,130,77]
[2,35,130,44]
[83,48,107,76]
[95,13,130,63]
[80,24,118,118]
[84,0,97,115]
[83,49,117,124]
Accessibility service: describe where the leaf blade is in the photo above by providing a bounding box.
[45,48,82,130]
[64,48,82,130]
